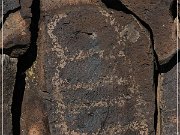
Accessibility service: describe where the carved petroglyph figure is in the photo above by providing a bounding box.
[21,2,155,134]
[2,0,178,135]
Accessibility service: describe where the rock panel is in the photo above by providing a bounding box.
[159,63,180,135]
[120,0,178,64]
[3,0,19,15]
[21,3,155,135]
[0,54,17,135]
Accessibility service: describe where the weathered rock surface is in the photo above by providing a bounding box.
[0,0,20,24]
[1,11,31,57]
[1,0,179,135]
[159,63,180,135]
[120,0,178,65]
[0,1,32,134]
[3,0,19,15]
[0,54,17,135]
[21,2,155,135]
[1,0,32,57]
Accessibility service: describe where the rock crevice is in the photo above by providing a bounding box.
[11,0,40,134]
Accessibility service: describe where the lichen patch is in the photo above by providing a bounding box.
[120,24,140,43]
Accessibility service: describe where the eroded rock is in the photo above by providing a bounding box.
[1,0,32,57]
[1,11,31,57]
[0,0,20,25]
[159,63,180,135]
[1,0,179,135]
[120,0,178,65]
[0,54,17,135]
[21,2,155,135]
[3,0,20,15]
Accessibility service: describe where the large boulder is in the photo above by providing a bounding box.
[21,1,155,135]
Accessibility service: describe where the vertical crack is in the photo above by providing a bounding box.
[101,0,160,134]
[169,0,179,20]
[11,0,40,134]
[160,50,180,73]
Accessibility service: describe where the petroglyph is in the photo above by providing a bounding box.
[47,13,126,69]
[47,14,68,69]
[4,0,176,134]
[44,6,152,134]
[47,20,132,135]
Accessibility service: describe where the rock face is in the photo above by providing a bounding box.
[0,0,32,134]
[3,0,20,15]
[1,0,32,57]
[21,2,155,135]
[0,55,17,135]
[1,0,179,135]
[120,0,178,64]
[159,63,180,135]
[1,11,31,57]
[0,0,20,24]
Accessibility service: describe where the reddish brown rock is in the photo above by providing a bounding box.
[1,11,31,57]
[3,0,20,15]
[1,0,32,58]
[21,2,155,135]
[120,0,178,64]
[1,0,180,134]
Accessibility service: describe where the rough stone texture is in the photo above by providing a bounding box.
[3,0,19,15]
[0,11,31,57]
[20,0,33,18]
[159,63,180,135]
[1,0,179,135]
[0,54,17,135]
[120,0,178,65]
[0,0,32,57]
[21,3,155,135]
[0,0,20,25]
[0,1,2,24]
[40,0,98,12]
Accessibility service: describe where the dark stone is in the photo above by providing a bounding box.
[19,0,33,18]
[3,0,20,15]
[160,63,180,135]
[2,11,31,57]
[21,3,155,135]
[120,0,177,64]
[0,54,17,135]
[1,0,32,57]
